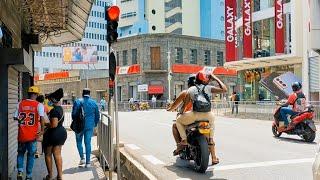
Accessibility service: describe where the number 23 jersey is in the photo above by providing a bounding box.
[17,99,44,142]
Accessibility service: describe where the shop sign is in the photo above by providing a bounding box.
[138,84,148,92]
[275,0,284,53]
[225,0,237,62]
[243,0,252,58]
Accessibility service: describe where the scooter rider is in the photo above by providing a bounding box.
[175,71,227,153]
[279,82,306,132]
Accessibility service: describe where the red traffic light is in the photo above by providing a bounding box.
[107,6,120,21]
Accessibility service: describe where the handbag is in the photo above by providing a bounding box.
[71,101,85,134]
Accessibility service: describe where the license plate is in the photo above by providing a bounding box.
[199,128,210,134]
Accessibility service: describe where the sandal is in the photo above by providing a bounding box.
[173,142,187,156]
[212,158,220,165]
[43,175,52,180]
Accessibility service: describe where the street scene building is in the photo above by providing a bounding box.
[117,0,225,40]
[34,0,112,74]
[224,0,320,101]
[113,33,237,102]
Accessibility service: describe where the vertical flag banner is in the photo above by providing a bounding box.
[275,0,284,53]
[225,0,237,62]
[243,0,252,58]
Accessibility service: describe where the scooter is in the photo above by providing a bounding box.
[178,120,210,173]
[272,100,316,142]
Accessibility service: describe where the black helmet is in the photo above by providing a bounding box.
[292,82,302,92]
[187,74,196,87]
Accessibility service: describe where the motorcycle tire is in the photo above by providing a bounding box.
[194,136,209,173]
[272,125,282,137]
[303,126,316,143]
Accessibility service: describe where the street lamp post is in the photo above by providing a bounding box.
[167,41,171,102]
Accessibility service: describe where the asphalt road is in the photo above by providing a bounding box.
[119,110,319,180]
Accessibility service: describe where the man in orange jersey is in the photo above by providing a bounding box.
[14,86,45,180]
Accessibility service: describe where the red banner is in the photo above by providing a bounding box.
[243,0,252,58]
[225,0,237,62]
[275,0,284,53]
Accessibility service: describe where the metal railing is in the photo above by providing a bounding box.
[97,113,114,178]
[211,101,320,121]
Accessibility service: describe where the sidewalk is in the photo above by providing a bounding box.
[15,131,106,180]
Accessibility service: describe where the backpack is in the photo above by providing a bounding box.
[192,85,212,112]
[234,94,240,102]
[293,92,306,112]
[71,101,85,133]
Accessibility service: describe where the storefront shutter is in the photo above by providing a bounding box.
[7,66,20,177]
[309,57,320,92]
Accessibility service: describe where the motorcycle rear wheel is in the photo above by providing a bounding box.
[193,136,209,173]
[302,126,316,142]
[272,125,282,137]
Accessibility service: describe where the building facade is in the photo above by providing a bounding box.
[224,0,320,101]
[34,0,112,74]
[112,33,236,102]
[117,0,225,40]
[34,70,109,103]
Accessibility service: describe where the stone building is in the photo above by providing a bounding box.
[34,70,108,104]
[113,33,237,102]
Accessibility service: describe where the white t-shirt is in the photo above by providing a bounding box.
[188,84,213,101]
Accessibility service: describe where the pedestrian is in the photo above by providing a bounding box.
[35,95,50,158]
[230,92,239,114]
[99,97,106,111]
[43,88,67,180]
[152,95,157,109]
[72,88,100,168]
[14,86,45,180]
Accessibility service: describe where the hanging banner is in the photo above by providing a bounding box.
[275,0,284,53]
[243,0,252,58]
[225,0,237,62]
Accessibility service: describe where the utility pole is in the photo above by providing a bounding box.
[167,40,171,102]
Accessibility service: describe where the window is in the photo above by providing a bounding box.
[204,50,211,65]
[152,9,156,14]
[190,49,197,64]
[123,50,128,65]
[129,30,131,34]
[116,52,120,65]
[152,26,156,31]
[139,28,141,33]
[132,49,137,64]
[175,47,183,63]
[121,12,137,19]
[50,52,52,57]
[43,68,49,74]
[150,47,161,70]
[217,51,224,66]
[53,53,56,57]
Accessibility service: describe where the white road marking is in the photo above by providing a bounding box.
[154,122,172,127]
[126,144,141,150]
[142,155,165,165]
[176,179,192,180]
[208,158,314,171]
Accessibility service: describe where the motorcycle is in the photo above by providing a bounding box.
[178,120,210,173]
[272,100,316,142]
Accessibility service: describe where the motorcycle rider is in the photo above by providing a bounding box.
[175,71,227,156]
[167,74,220,164]
[279,82,306,132]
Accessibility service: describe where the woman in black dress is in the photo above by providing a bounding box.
[43,88,67,180]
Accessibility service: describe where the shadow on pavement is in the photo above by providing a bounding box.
[63,167,91,174]
[164,158,228,180]
[274,136,317,145]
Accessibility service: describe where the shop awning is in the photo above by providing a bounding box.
[148,85,164,94]
[34,71,69,81]
[116,64,141,75]
[171,64,237,76]
[21,0,93,45]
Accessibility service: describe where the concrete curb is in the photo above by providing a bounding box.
[119,148,157,180]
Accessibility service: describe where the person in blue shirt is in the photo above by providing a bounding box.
[72,88,100,167]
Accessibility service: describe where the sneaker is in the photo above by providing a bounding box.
[25,177,32,180]
[85,163,91,168]
[35,152,40,158]
[17,172,23,180]
[78,159,85,167]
